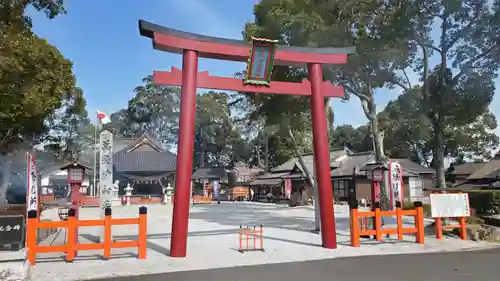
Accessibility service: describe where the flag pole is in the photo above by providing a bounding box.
[92,120,98,197]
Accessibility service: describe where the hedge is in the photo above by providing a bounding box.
[403,201,431,214]
[466,190,500,215]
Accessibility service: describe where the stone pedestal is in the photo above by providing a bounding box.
[112,197,121,206]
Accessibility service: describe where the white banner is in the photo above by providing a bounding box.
[212,180,220,199]
[389,161,403,209]
[26,153,38,216]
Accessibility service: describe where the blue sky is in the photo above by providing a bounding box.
[29,0,500,135]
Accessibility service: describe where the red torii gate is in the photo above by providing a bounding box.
[139,20,355,258]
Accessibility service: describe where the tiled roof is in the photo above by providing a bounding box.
[112,133,177,173]
[114,150,177,172]
[450,162,485,176]
[328,152,434,178]
[259,172,290,179]
[250,178,282,186]
[467,160,500,180]
[392,158,435,174]
[331,152,374,177]
[191,167,227,180]
[271,149,348,172]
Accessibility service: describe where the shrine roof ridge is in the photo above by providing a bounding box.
[139,20,356,56]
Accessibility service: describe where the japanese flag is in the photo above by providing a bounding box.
[96,110,111,124]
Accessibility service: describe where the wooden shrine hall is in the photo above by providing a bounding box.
[114,134,177,195]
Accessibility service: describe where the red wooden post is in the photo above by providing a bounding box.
[170,49,199,258]
[71,183,81,256]
[308,63,337,248]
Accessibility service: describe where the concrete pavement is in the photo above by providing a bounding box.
[92,247,500,281]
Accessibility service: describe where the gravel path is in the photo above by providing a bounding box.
[93,247,500,281]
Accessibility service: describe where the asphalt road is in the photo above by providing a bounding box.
[93,248,500,281]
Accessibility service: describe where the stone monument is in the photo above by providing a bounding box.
[99,130,114,242]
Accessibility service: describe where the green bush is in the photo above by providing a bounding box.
[467,191,500,215]
[403,201,431,213]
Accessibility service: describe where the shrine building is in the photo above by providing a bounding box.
[113,134,177,196]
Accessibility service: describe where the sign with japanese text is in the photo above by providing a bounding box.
[430,193,470,218]
[0,215,24,245]
[99,130,114,242]
[26,152,38,217]
[99,130,114,212]
[212,180,220,199]
[244,37,278,86]
[389,161,403,210]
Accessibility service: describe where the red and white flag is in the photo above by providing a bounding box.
[96,110,111,124]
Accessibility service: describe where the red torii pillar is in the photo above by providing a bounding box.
[139,20,355,257]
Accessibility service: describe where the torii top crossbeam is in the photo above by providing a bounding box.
[139,20,355,66]
[139,20,355,97]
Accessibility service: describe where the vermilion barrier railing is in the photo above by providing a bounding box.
[350,201,425,247]
[238,225,264,253]
[435,216,467,240]
[193,195,212,204]
[128,196,162,205]
[26,207,148,265]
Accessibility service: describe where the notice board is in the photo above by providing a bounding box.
[430,193,470,218]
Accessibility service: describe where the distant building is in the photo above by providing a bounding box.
[454,151,500,190]
[250,149,435,205]
[113,134,177,195]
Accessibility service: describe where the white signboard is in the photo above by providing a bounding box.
[26,153,39,216]
[430,193,470,218]
[389,161,403,209]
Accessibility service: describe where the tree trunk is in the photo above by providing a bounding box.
[200,141,205,168]
[370,116,385,162]
[256,144,265,169]
[288,128,321,231]
[434,126,447,189]
[0,154,11,209]
[361,90,389,210]
[264,137,269,172]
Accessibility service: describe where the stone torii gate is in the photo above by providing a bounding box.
[139,20,355,258]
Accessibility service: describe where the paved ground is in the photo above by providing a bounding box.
[96,247,500,281]
[2,203,498,280]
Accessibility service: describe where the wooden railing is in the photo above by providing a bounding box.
[238,225,264,253]
[26,207,148,265]
[435,216,467,240]
[350,201,425,247]
[192,195,212,204]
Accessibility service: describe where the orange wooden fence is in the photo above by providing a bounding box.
[350,201,425,247]
[193,195,212,204]
[238,225,264,253]
[42,196,163,207]
[26,207,148,265]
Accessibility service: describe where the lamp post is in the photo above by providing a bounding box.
[370,166,385,207]
[363,162,388,238]
[60,161,89,256]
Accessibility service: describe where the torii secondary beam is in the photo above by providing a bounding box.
[154,67,345,97]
